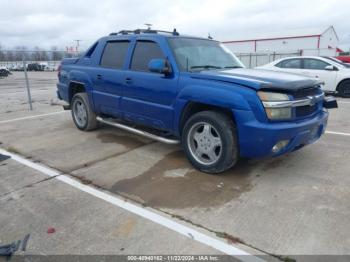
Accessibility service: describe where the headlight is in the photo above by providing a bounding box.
[258,91,292,120]
[258,91,289,101]
[265,107,292,120]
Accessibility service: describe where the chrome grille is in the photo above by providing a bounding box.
[292,86,322,118]
[291,86,321,99]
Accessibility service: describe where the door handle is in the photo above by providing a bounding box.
[125,77,133,84]
[97,74,102,80]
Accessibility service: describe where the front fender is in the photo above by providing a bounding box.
[176,84,252,110]
[173,82,260,136]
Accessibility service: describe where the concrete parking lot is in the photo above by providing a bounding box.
[1,72,350,261]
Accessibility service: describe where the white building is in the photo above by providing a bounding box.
[223,26,342,56]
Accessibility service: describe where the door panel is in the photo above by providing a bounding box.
[302,58,338,91]
[122,71,178,130]
[92,41,130,117]
[121,40,179,131]
[92,68,124,117]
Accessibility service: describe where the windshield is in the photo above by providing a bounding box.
[168,37,245,72]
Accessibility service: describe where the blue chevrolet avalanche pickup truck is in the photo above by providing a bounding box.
[57,28,337,174]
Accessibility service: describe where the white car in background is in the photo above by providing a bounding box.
[257,56,350,97]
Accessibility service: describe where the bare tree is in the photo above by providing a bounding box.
[31,46,41,61]
[14,46,30,61]
[51,46,63,61]
[5,50,15,61]
[40,50,49,61]
[0,44,5,61]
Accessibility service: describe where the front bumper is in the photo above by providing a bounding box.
[234,109,328,158]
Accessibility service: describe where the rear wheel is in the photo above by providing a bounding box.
[182,111,238,174]
[337,80,350,98]
[71,93,98,131]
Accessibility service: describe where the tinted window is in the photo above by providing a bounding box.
[303,59,330,70]
[100,41,129,69]
[276,59,302,69]
[131,41,165,71]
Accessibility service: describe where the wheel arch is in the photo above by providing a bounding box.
[178,101,236,136]
[336,78,350,92]
[68,81,86,103]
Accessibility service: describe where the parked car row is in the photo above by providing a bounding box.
[0,67,11,78]
[4,63,58,72]
[257,56,350,97]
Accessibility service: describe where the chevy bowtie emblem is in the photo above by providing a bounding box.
[307,95,317,106]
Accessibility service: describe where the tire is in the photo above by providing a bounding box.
[71,92,98,131]
[337,80,350,98]
[181,111,238,174]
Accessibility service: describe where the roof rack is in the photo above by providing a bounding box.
[109,28,179,36]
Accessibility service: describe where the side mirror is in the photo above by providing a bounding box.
[325,65,338,71]
[148,59,172,75]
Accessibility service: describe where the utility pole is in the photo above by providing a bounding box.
[22,55,33,111]
[74,40,82,53]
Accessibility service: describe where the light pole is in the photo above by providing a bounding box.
[74,40,82,53]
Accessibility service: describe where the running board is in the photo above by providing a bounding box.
[96,117,180,145]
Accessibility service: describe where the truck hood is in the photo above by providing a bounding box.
[191,68,323,91]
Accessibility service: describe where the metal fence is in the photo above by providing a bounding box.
[0,48,339,111]
[0,49,79,70]
[235,48,341,68]
[236,52,301,68]
[0,50,80,111]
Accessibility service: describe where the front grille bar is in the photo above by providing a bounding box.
[262,93,324,108]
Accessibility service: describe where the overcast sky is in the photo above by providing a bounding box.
[1,0,349,51]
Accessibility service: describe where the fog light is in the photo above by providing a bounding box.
[272,140,290,153]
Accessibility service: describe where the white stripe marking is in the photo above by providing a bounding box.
[337,100,350,104]
[0,148,263,262]
[0,111,66,124]
[325,131,350,136]
[0,89,52,96]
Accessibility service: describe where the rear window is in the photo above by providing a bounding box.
[100,41,129,69]
[130,41,165,72]
[303,59,330,70]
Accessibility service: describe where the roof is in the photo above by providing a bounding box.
[223,25,338,43]
[104,28,212,41]
[104,33,214,43]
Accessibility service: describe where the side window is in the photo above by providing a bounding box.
[303,59,330,70]
[277,59,302,69]
[131,41,165,72]
[100,41,129,69]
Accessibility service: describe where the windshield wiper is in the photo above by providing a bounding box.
[190,65,222,71]
[224,66,243,69]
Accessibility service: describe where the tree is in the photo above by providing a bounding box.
[5,50,15,61]
[51,46,63,61]
[0,44,5,61]
[14,46,30,61]
[31,46,41,61]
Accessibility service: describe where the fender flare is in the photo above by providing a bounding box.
[173,84,253,135]
[67,70,96,110]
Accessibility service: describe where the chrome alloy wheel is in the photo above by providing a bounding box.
[73,99,87,128]
[187,122,223,165]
